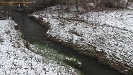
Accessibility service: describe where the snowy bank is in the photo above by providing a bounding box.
[30,5,133,74]
[0,20,81,75]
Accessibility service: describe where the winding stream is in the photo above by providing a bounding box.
[12,12,123,75]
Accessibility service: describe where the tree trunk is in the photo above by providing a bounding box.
[75,0,79,11]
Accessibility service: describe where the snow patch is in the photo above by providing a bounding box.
[0,20,80,75]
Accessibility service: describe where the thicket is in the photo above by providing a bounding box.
[54,0,130,11]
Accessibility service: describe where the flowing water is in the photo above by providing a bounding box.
[12,12,123,75]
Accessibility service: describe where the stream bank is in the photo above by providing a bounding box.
[11,10,124,75]
[0,20,82,75]
[29,5,133,75]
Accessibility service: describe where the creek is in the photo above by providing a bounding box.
[12,12,123,75]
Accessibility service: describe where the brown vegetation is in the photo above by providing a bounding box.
[56,0,129,11]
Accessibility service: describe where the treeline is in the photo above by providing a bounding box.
[55,0,131,11]
[0,0,132,16]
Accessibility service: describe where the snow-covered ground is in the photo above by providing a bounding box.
[31,5,133,74]
[0,20,81,75]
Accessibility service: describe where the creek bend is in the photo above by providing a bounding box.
[12,12,123,75]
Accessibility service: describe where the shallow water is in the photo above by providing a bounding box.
[12,12,123,75]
